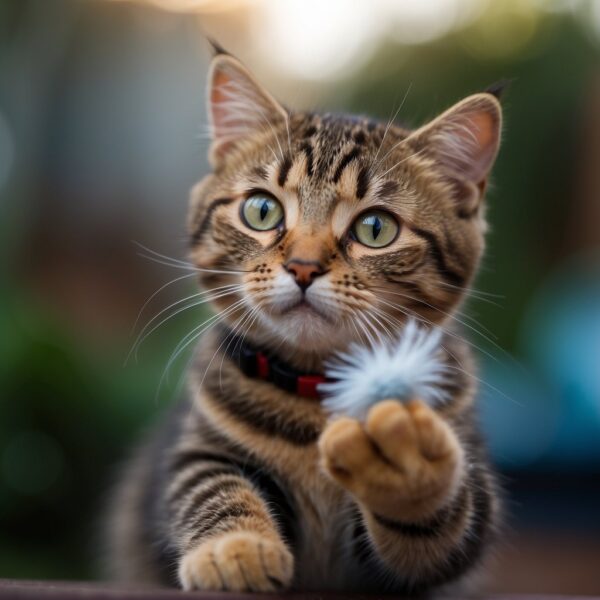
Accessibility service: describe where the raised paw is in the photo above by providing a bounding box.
[318,399,464,521]
[178,530,294,592]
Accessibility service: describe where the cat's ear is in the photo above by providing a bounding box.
[407,93,502,190]
[207,54,288,166]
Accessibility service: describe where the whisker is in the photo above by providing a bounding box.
[137,253,199,272]
[137,252,249,276]
[372,286,498,341]
[359,313,377,348]
[218,304,262,390]
[354,310,379,349]
[365,307,395,342]
[158,296,250,391]
[130,271,197,336]
[190,293,270,393]
[370,127,422,175]
[134,242,249,275]
[372,83,412,166]
[127,285,244,364]
[348,316,367,346]
[134,282,242,338]
[233,302,263,359]
[378,147,428,179]
[375,296,502,365]
[371,286,525,376]
[369,304,403,333]
[444,363,521,406]
[435,280,505,304]
[378,304,466,372]
[133,242,196,268]
[284,113,292,158]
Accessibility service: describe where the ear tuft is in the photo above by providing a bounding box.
[207,54,288,166]
[484,79,511,100]
[206,37,230,57]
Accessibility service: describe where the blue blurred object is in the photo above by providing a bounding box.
[520,253,600,467]
[479,254,600,471]
[479,357,560,470]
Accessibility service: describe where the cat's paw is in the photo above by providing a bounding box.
[318,399,463,521]
[178,530,293,592]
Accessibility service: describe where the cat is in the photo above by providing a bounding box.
[104,47,503,595]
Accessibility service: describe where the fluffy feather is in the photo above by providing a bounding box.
[319,319,450,419]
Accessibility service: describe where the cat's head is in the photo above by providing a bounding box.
[189,52,502,367]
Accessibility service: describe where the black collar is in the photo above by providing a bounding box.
[220,328,328,399]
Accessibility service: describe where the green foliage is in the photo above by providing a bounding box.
[0,289,201,578]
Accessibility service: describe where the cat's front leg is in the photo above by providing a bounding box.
[166,454,294,592]
[319,399,496,591]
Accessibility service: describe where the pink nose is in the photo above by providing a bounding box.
[284,260,325,291]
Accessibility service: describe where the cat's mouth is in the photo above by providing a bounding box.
[284,298,332,323]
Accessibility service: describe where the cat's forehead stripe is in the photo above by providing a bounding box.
[277,155,293,188]
[299,142,314,177]
[356,166,370,199]
[332,147,361,184]
[353,130,366,145]
[250,115,415,210]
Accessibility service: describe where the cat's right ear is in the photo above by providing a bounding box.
[207,54,288,167]
[405,93,502,190]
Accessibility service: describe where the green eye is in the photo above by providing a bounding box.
[352,210,399,248]
[241,194,284,231]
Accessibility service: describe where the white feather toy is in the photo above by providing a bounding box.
[319,319,451,419]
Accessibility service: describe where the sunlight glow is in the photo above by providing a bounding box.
[254,0,382,80]
[107,0,247,13]
[255,0,488,79]
[104,0,597,80]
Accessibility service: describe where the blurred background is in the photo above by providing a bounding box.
[1,0,600,593]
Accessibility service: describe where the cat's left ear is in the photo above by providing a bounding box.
[207,54,288,166]
[406,93,502,195]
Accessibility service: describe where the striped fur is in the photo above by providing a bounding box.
[105,52,503,595]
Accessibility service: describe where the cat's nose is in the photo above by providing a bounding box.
[284,259,326,291]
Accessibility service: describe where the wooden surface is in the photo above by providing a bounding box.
[0,580,598,600]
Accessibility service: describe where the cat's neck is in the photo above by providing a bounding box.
[257,339,332,374]
[218,325,341,374]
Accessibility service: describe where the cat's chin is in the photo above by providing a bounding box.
[256,306,351,357]
[285,300,332,323]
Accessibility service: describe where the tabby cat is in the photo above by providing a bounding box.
[105,49,503,595]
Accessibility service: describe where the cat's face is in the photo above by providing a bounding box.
[189,54,501,364]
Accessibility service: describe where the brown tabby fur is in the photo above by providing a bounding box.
[104,50,503,595]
